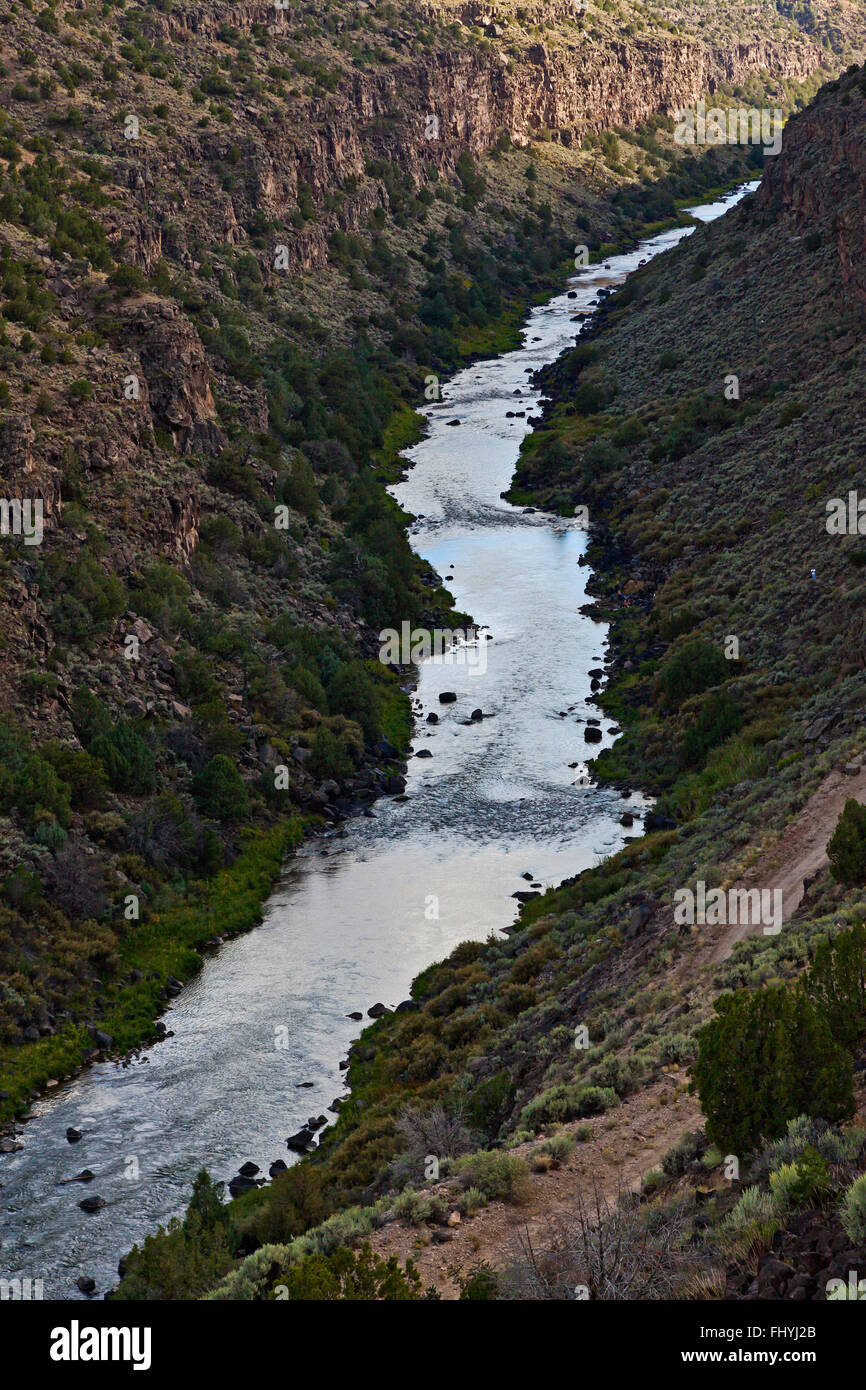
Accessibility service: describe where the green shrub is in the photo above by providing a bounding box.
[722,1184,779,1242]
[656,639,729,709]
[778,399,805,427]
[452,1150,532,1205]
[239,1164,330,1249]
[827,801,866,886]
[458,1264,499,1300]
[692,984,854,1153]
[191,755,248,822]
[455,1185,487,1215]
[753,1115,866,1182]
[89,722,156,795]
[0,716,71,831]
[277,454,319,520]
[656,1032,698,1065]
[840,1173,866,1245]
[681,688,742,767]
[641,1169,666,1195]
[769,1147,830,1211]
[806,923,866,1047]
[270,1242,424,1300]
[34,818,68,851]
[114,1170,237,1300]
[529,1132,575,1171]
[308,727,355,781]
[661,1131,703,1177]
[519,1083,617,1130]
[45,552,125,645]
[391,1188,447,1226]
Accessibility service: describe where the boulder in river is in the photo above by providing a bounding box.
[438,691,457,704]
[60,1169,95,1185]
[76,1275,96,1295]
[238,1161,260,1177]
[470,708,483,721]
[584,726,603,743]
[286,1128,316,1153]
[347,1011,363,1021]
[78,1195,106,1213]
[426,712,439,724]
[66,1127,83,1143]
[367,1002,391,1018]
[269,1160,288,1178]
[395,999,420,1013]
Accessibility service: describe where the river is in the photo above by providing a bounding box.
[0,181,758,1300]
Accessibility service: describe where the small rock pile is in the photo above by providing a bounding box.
[726,1210,866,1299]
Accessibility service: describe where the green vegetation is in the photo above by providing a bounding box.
[692,979,854,1152]
[828,799,866,885]
[0,820,302,1122]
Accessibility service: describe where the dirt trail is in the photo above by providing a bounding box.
[709,762,866,963]
[367,759,866,1296]
[369,1079,702,1298]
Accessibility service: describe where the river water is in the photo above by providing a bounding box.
[0,182,757,1300]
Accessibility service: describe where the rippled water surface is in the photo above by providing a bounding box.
[0,183,757,1298]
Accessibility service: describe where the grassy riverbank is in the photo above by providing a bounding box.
[0,820,305,1125]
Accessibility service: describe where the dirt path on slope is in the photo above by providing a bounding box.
[708,761,866,963]
[368,1078,702,1298]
